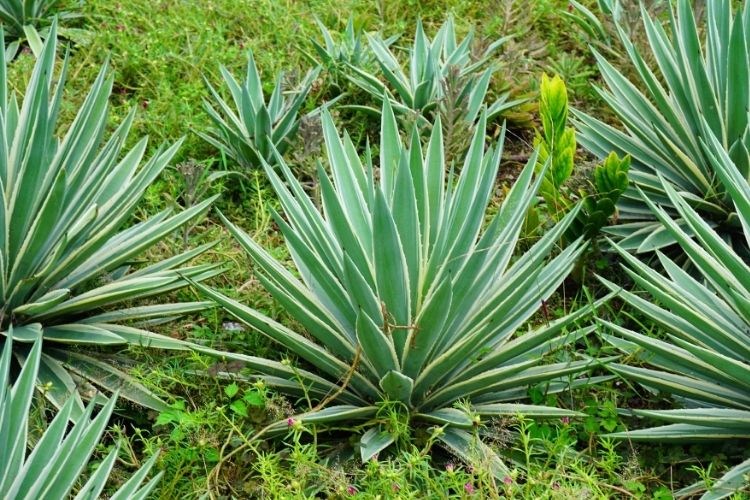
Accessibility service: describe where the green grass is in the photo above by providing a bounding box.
[4,0,749,498]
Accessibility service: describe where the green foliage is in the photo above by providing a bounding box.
[0,336,162,499]
[310,17,369,69]
[535,73,577,214]
[593,151,630,196]
[0,0,736,496]
[177,380,654,497]
[574,0,750,253]
[194,101,611,475]
[566,0,668,53]
[121,347,669,497]
[0,24,220,416]
[307,16,398,88]
[564,0,613,46]
[201,50,321,171]
[539,73,569,147]
[528,75,628,246]
[0,2,84,60]
[599,139,750,498]
[572,152,631,240]
[223,381,265,419]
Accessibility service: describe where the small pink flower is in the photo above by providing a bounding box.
[287,417,295,427]
[561,416,570,424]
[503,476,513,485]
[464,482,475,494]
[347,486,357,495]
[445,463,454,472]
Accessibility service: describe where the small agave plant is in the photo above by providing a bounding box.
[599,138,750,499]
[201,50,321,170]
[0,335,162,499]
[196,102,610,470]
[306,16,398,85]
[565,0,667,54]
[346,17,524,127]
[0,1,82,59]
[0,24,221,417]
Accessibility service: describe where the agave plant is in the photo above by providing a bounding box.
[306,17,398,80]
[574,0,749,253]
[0,0,67,38]
[201,50,322,171]
[310,17,369,69]
[1,335,162,499]
[0,24,221,418]
[346,18,524,127]
[565,0,667,54]
[564,0,617,47]
[599,138,750,498]
[195,102,611,470]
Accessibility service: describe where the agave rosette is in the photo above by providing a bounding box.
[307,16,398,77]
[201,50,321,170]
[0,25,221,417]
[599,135,750,498]
[0,334,162,499]
[0,0,67,38]
[574,0,750,253]
[196,101,610,469]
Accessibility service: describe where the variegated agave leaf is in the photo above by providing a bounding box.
[0,0,65,38]
[201,49,322,170]
[345,17,525,126]
[0,335,162,500]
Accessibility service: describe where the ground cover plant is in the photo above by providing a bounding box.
[1,0,749,498]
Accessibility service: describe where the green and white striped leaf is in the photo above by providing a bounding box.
[345,17,523,128]
[604,163,750,496]
[202,49,320,170]
[0,336,161,499]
